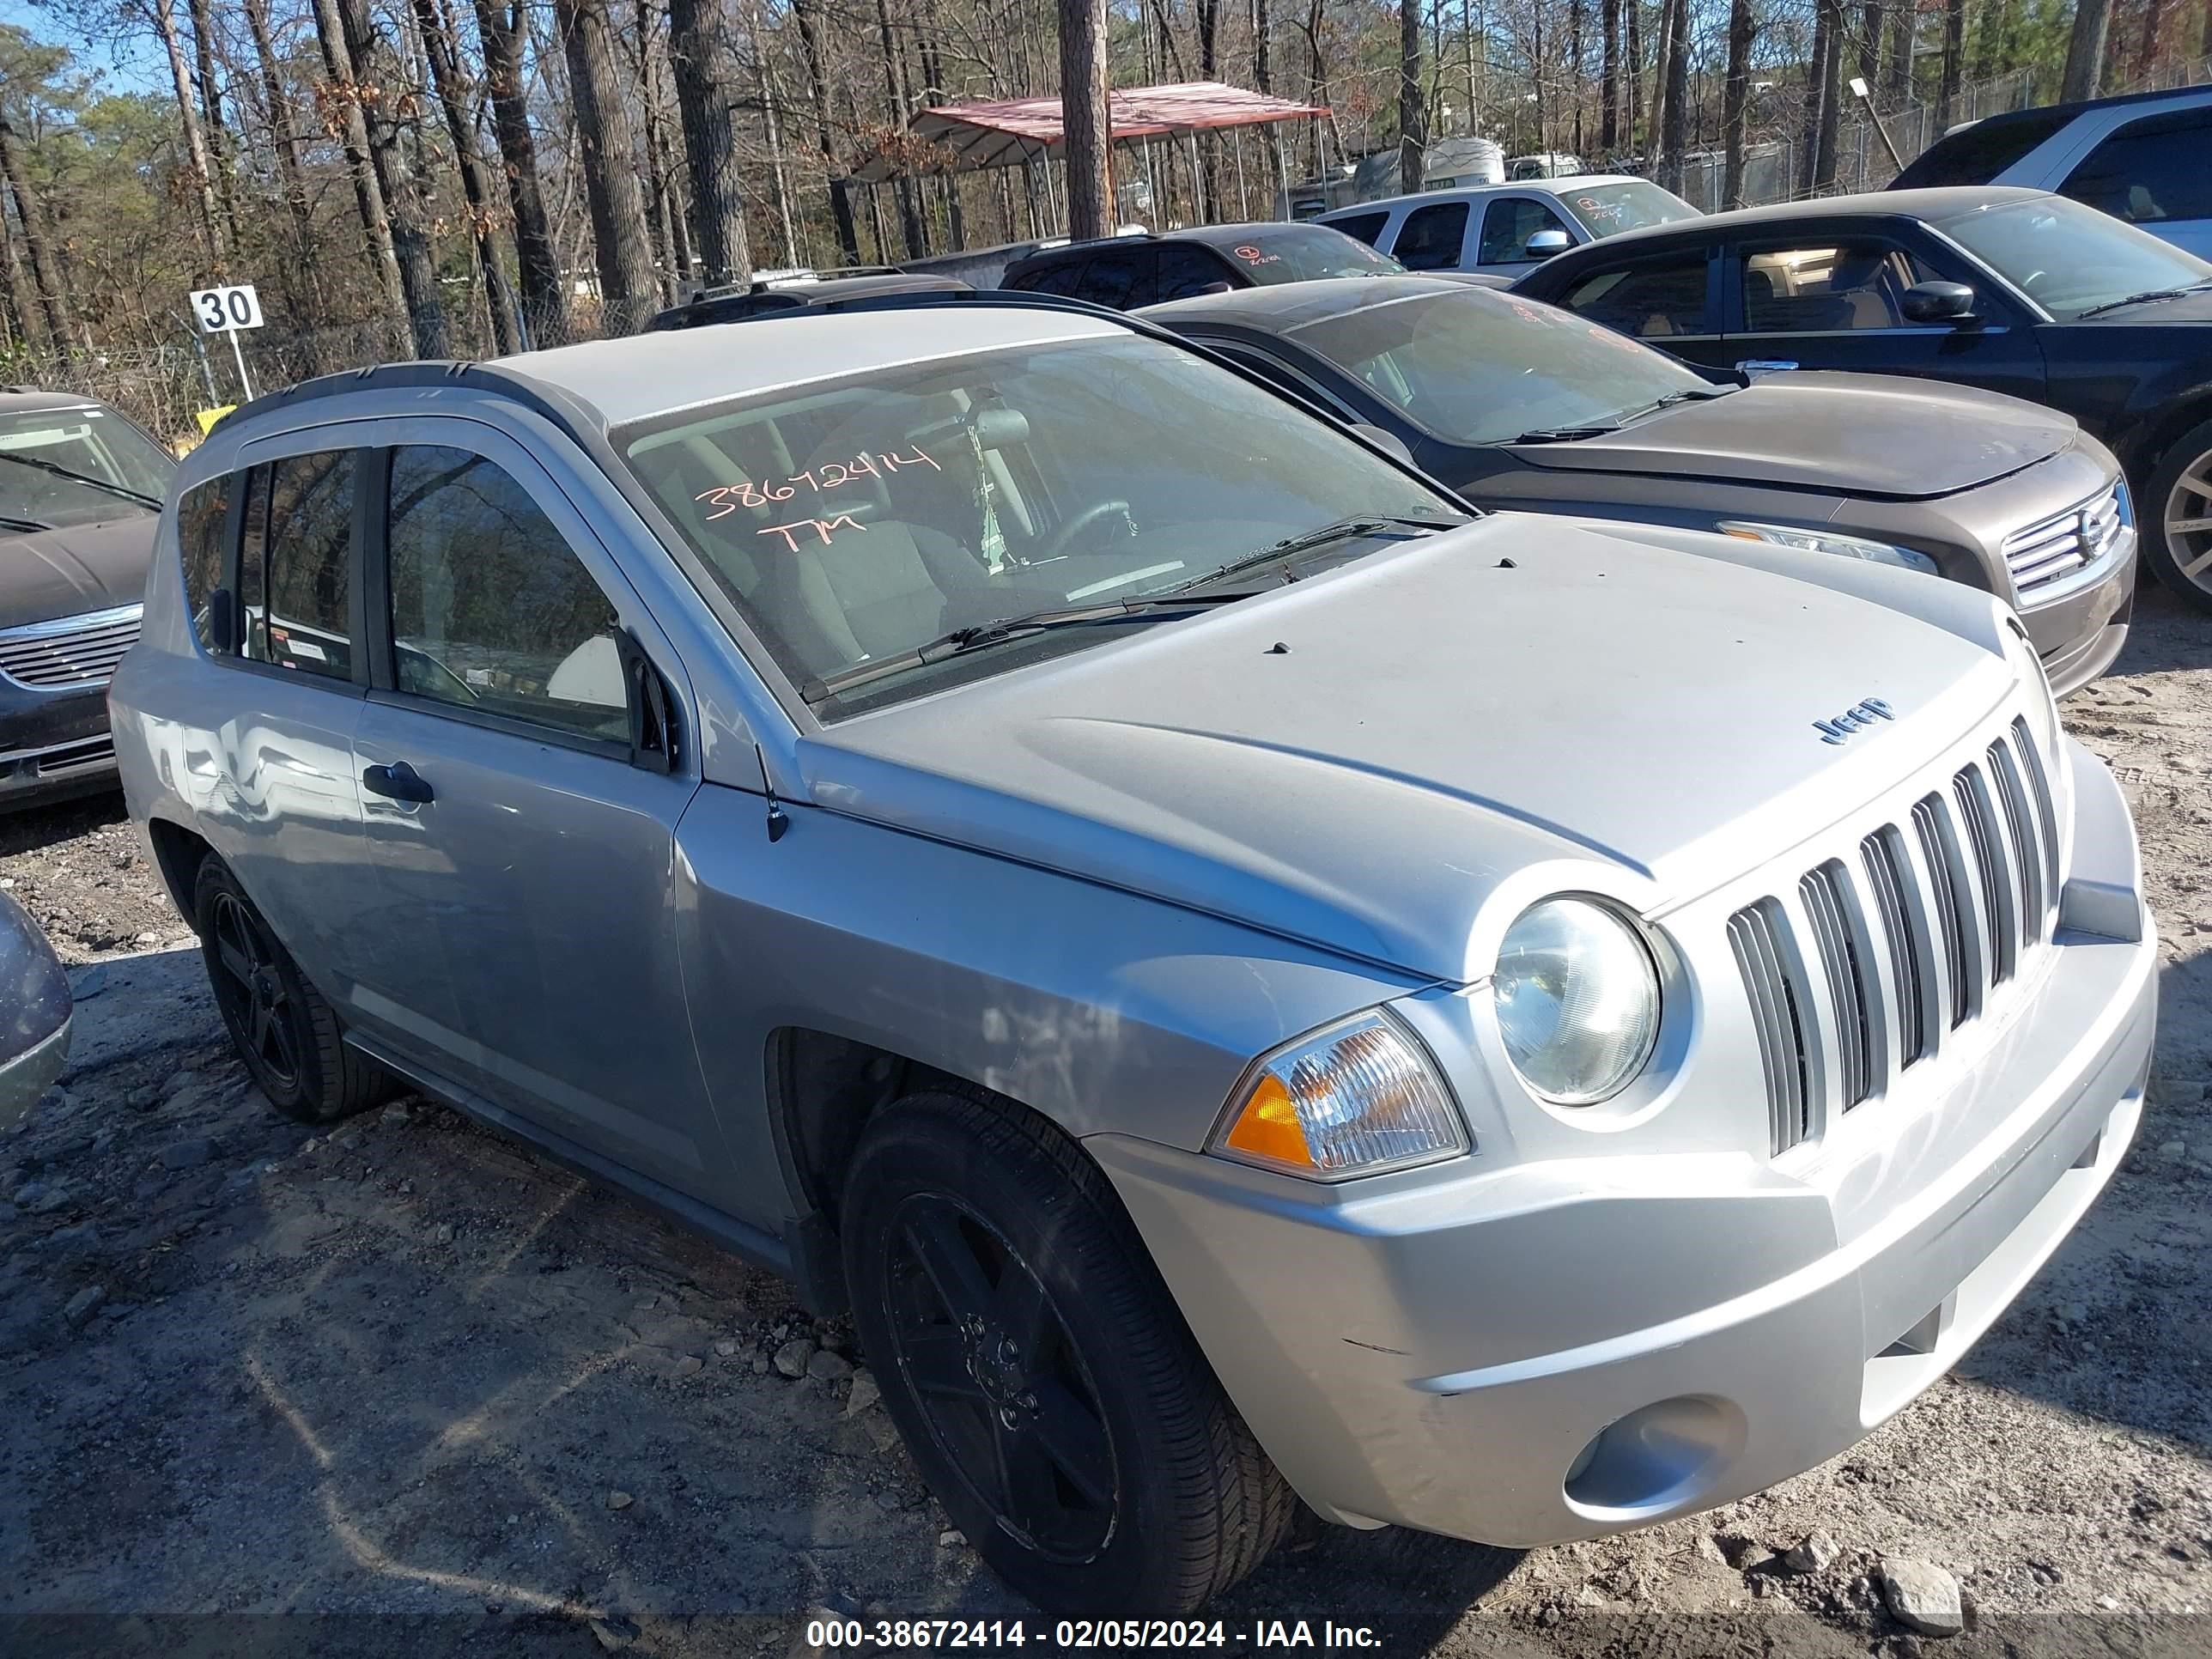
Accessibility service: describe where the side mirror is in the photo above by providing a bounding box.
[1524,228,1573,258]
[1900,280,1978,325]
[1349,423,1415,465]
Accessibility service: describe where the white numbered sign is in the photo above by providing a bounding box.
[189,284,264,334]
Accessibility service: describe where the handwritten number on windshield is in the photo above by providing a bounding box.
[693,446,942,521]
[757,514,869,553]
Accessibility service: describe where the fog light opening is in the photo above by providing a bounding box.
[1562,1395,1747,1522]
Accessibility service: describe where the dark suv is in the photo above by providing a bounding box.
[1001,222,1402,310]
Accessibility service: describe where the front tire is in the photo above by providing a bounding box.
[842,1091,1294,1615]
[2143,414,2212,612]
[193,857,396,1123]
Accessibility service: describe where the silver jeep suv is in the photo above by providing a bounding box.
[112,295,2155,1615]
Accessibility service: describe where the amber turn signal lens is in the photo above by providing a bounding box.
[1222,1073,1316,1170]
[1213,1012,1468,1181]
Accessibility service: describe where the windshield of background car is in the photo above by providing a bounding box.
[1558,181,1700,235]
[1222,227,1406,283]
[1938,194,2212,319]
[618,334,1455,711]
[1291,289,1711,444]
[0,404,173,529]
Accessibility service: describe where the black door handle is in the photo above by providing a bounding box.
[362,760,435,804]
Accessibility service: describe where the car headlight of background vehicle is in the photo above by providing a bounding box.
[1492,897,1661,1106]
[1717,520,1939,575]
[1213,1012,1467,1179]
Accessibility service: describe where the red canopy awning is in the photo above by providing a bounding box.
[848,81,1329,181]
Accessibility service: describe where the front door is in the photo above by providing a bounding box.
[1474,194,1577,278]
[1720,233,2049,404]
[345,422,732,1206]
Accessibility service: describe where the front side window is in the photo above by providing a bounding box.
[244,450,354,682]
[385,446,627,742]
[1397,204,1471,270]
[1557,253,1713,337]
[1936,193,2212,319]
[1155,245,1231,301]
[1214,225,1403,283]
[0,404,173,532]
[1081,246,1157,308]
[619,335,1456,713]
[2061,110,2212,228]
[1739,241,1929,331]
[1011,258,1085,296]
[1478,198,1571,264]
[1291,289,1713,445]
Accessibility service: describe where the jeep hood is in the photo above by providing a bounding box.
[799,516,2015,981]
[0,512,159,632]
[1506,371,2075,499]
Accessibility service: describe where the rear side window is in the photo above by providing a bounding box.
[1327,211,1389,247]
[386,446,627,742]
[1080,246,1157,308]
[1396,203,1470,270]
[174,476,229,653]
[1155,244,1231,301]
[1890,107,2075,188]
[1010,258,1085,296]
[1556,254,1713,337]
[2061,109,2212,227]
[243,450,355,681]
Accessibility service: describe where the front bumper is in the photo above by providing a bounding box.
[0,1012,70,1132]
[1094,743,2154,1548]
[0,678,119,810]
[2020,526,2136,698]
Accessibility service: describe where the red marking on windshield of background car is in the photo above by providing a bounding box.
[1234,245,1284,266]
[693,447,939,520]
[756,514,869,553]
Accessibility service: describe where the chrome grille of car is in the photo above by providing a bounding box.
[2002,482,2124,597]
[0,604,142,690]
[1733,717,2057,1155]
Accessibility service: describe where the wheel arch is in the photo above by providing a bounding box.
[144,814,214,933]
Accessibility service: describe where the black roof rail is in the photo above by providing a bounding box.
[209,358,612,449]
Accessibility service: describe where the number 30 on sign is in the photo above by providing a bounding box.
[190,285,264,333]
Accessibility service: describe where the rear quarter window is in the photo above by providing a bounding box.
[175,475,230,653]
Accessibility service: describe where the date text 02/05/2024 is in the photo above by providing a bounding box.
[804,1620,1384,1650]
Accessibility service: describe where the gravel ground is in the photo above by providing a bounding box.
[2,587,2208,1659]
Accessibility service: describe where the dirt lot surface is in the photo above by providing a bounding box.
[3,590,2209,1659]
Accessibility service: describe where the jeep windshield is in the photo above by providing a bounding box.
[617,334,1459,714]
[1291,287,1718,446]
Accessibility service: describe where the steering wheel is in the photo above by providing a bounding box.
[1039,500,1137,561]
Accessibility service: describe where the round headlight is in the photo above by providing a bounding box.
[1492,897,1661,1105]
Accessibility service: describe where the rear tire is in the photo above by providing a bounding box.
[2142,415,2212,613]
[842,1091,1294,1615]
[193,857,397,1123]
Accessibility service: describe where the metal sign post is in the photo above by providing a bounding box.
[187,283,265,404]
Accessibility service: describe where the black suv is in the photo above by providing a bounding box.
[1000,222,1402,310]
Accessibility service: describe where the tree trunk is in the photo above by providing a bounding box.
[472,0,566,344]
[1253,0,1271,90]
[307,0,410,341]
[667,0,752,287]
[758,31,801,268]
[1649,0,1675,173]
[244,0,327,350]
[2132,0,2170,81]
[2062,0,2112,100]
[874,0,927,256]
[790,0,861,264]
[1657,0,1689,188]
[556,0,661,333]
[1601,0,1621,151]
[1059,0,1112,241]
[0,109,64,344]
[1626,0,1642,151]
[1721,0,1756,206]
[1802,0,1833,180]
[153,0,224,269]
[1938,0,1966,124]
[337,0,450,358]
[1398,0,1425,194]
[183,0,247,256]
[1881,0,1915,106]
[412,0,520,355]
[1813,0,1844,187]
[1861,1,1887,82]
[0,204,37,349]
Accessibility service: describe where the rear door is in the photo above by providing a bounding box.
[1393,201,1474,272]
[346,420,732,1205]
[1721,228,2047,402]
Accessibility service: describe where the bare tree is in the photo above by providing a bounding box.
[790,0,861,264]
[1601,0,1620,151]
[1059,0,1111,240]
[556,0,659,331]
[472,0,566,343]
[1656,0,1688,188]
[1938,0,1966,124]
[412,0,520,354]
[337,0,449,356]
[150,0,223,267]
[667,0,751,287]
[2062,0,2112,100]
[307,0,409,340]
[1398,0,1424,191]
[1721,0,1756,205]
[1881,0,1916,106]
[0,103,66,343]
[242,0,325,331]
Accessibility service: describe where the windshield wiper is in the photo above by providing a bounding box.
[2076,281,2212,320]
[803,593,1250,702]
[1176,514,1463,591]
[1513,424,1620,443]
[0,450,161,510]
[0,513,53,532]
